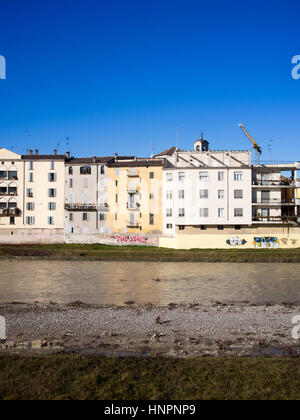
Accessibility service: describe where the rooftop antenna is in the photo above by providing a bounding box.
[151,144,155,158]
[66,137,70,153]
[267,139,274,162]
[176,124,179,149]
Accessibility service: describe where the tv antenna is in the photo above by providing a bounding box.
[267,139,274,162]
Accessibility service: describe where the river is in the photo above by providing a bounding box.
[0,261,299,306]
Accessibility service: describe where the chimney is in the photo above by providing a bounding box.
[35,149,39,156]
[114,153,118,160]
[54,149,57,156]
[66,151,70,160]
[29,150,33,156]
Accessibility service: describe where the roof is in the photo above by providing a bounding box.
[66,157,114,164]
[21,154,66,160]
[109,158,165,168]
[154,146,183,157]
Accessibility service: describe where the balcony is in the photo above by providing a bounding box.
[0,208,22,217]
[127,203,140,211]
[127,169,140,177]
[252,180,295,188]
[97,203,110,212]
[252,198,295,205]
[65,203,97,212]
[127,186,140,194]
[252,215,297,224]
[127,222,140,229]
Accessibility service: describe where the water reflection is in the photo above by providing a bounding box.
[0,261,299,306]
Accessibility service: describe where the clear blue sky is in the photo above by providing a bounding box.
[0,0,299,161]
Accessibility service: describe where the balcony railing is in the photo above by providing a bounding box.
[127,169,140,177]
[252,198,295,205]
[127,222,140,229]
[252,180,294,187]
[252,215,297,223]
[127,203,140,211]
[65,203,97,212]
[0,208,22,217]
[65,203,110,212]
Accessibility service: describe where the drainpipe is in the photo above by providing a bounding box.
[96,164,99,231]
[227,168,230,222]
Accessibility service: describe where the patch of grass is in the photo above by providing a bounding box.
[0,244,300,262]
[0,355,299,400]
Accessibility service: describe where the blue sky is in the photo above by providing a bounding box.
[0,0,299,161]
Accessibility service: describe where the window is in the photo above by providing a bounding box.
[179,208,185,217]
[115,194,118,203]
[200,225,207,230]
[10,217,15,225]
[99,213,107,221]
[179,225,185,231]
[48,173,57,182]
[150,172,154,179]
[48,189,56,198]
[166,191,173,200]
[199,208,209,217]
[69,227,74,234]
[218,190,225,199]
[8,186,17,195]
[115,213,118,221]
[0,171,7,179]
[178,172,185,182]
[218,208,225,218]
[218,171,224,181]
[48,202,56,211]
[8,202,16,209]
[68,166,73,175]
[80,166,91,175]
[50,161,55,170]
[149,193,154,200]
[166,224,173,229]
[69,213,73,222]
[115,168,120,176]
[83,178,88,188]
[100,165,105,175]
[26,188,33,198]
[28,172,33,182]
[166,173,173,182]
[199,190,208,199]
[115,180,118,187]
[234,190,243,199]
[26,202,35,211]
[8,171,17,180]
[234,208,243,217]
[82,213,90,221]
[149,213,154,225]
[234,171,243,181]
[166,209,172,217]
[26,216,35,225]
[69,179,73,188]
[218,225,224,230]
[29,162,34,170]
[179,190,185,199]
[48,216,54,225]
[199,171,209,181]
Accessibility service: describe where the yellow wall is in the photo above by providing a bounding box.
[160,226,300,249]
[106,165,163,234]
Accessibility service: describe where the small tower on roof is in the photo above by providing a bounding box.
[194,133,209,152]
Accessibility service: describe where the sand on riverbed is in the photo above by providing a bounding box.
[0,301,299,357]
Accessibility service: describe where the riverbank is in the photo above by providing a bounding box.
[1,244,300,262]
[1,302,299,358]
[0,354,299,400]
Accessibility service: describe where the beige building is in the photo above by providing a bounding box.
[0,148,65,243]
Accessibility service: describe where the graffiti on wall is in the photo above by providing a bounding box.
[226,237,247,246]
[253,237,280,249]
[114,234,148,244]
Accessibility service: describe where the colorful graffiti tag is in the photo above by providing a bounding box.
[253,237,280,249]
[226,237,247,246]
[114,234,148,244]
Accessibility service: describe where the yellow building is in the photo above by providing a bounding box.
[106,156,164,237]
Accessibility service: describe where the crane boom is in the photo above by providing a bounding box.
[238,123,262,154]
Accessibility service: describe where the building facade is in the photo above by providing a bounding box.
[0,141,299,248]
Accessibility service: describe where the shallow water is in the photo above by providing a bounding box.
[0,260,299,306]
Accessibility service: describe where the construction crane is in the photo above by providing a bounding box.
[238,123,262,165]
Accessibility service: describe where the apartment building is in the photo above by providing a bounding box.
[0,148,65,243]
[64,155,113,239]
[156,137,300,249]
[106,155,164,236]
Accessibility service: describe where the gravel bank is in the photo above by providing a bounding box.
[1,302,300,357]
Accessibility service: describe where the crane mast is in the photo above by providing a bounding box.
[238,123,262,165]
